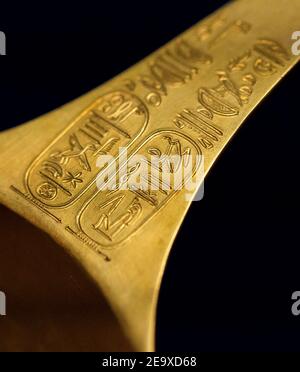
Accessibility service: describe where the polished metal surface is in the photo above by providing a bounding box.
[0,0,299,351]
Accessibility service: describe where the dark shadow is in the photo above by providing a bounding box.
[0,205,132,351]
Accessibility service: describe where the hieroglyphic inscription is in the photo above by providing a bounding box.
[10,10,293,260]
[69,130,202,248]
[174,39,290,149]
[124,39,212,108]
[174,108,223,150]
[24,91,149,208]
[196,13,252,48]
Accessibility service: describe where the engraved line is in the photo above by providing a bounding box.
[65,226,111,261]
[156,56,192,81]
[160,54,194,78]
[10,186,62,223]
[91,225,113,242]
[184,109,224,135]
[92,110,131,139]
[79,128,100,144]
[165,50,197,72]
[39,172,72,196]
[89,116,108,133]
[131,189,158,206]
[179,113,219,141]
[85,123,105,138]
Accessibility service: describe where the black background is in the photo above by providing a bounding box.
[0,0,299,352]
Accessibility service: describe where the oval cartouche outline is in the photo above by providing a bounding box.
[24,90,149,209]
[76,129,203,249]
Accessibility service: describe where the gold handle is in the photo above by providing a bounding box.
[0,0,299,351]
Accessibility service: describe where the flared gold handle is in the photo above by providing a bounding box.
[0,0,299,351]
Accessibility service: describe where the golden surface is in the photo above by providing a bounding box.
[0,0,299,351]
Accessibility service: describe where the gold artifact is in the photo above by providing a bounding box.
[0,0,299,351]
